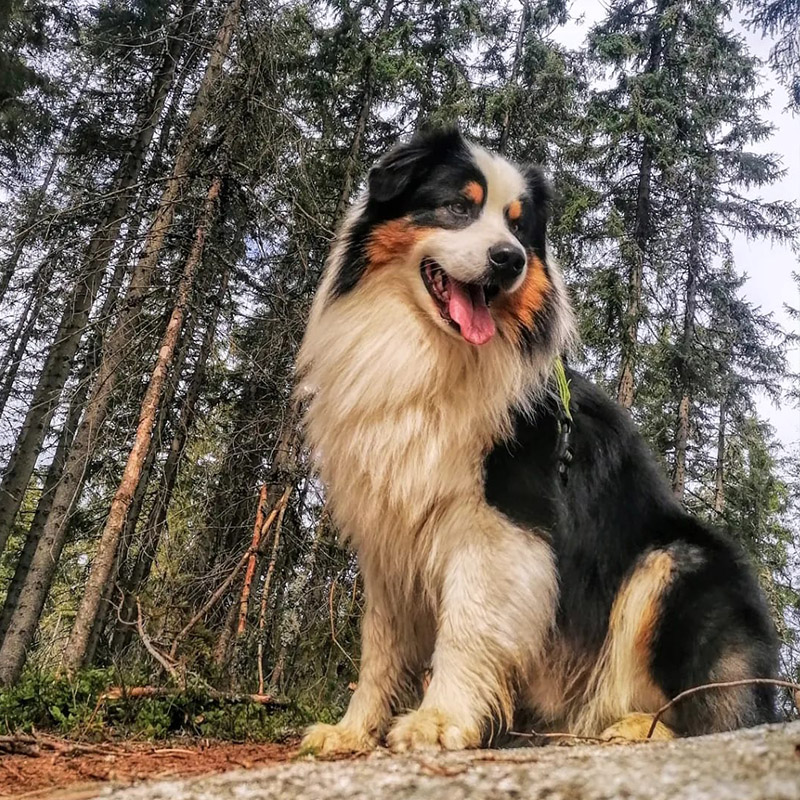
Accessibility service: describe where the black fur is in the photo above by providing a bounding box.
[484,370,779,734]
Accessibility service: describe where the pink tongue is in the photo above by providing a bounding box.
[448,279,496,345]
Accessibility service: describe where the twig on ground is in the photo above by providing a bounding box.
[647,677,800,739]
[508,729,606,744]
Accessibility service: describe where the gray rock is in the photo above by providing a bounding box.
[98,722,800,800]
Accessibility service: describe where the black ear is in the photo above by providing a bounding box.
[523,165,552,260]
[368,127,465,204]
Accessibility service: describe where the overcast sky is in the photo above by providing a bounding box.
[554,1,800,451]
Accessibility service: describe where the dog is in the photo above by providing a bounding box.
[296,128,779,753]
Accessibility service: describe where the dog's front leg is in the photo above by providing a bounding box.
[301,580,422,755]
[388,522,556,751]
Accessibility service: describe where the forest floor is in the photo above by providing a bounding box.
[1,722,799,800]
[0,737,299,799]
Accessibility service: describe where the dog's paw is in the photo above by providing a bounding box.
[299,722,377,756]
[600,713,674,742]
[387,709,480,752]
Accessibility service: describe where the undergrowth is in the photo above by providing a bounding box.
[0,669,327,741]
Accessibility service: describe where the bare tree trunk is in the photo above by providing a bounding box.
[111,271,227,654]
[0,255,58,419]
[332,0,395,222]
[714,388,729,515]
[0,0,240,686]
[672,201,701,500]
[0,70,89,305]
[498,1,530,157]
[256,496,289,694]
[0,0,196,555]
[0,211,149,647]
[61,176,223,674]
[616,0,672,410]
[83,309,199,666]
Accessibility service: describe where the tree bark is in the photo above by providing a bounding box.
[0,0,196,555]
[83,309,199,666]
[0,70,89,306]
[61,175,223,674]
[616,0,672,409]
[672,198,701,500]
[714,388,729,515]
[0,255,58,420]
[498,2,530,157]
[111,269,228,654]
[0,0,240,686]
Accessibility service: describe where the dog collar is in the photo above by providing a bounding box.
[552,357,573,482]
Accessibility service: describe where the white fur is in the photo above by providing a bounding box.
[297,144,576,753]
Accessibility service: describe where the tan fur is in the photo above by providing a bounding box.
[506,199,522,222]
[496,254,551,338]
[366,219,432,274]
[464,180,484,205]
[571,550,675,736]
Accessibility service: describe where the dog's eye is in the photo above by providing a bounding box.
[508,219,520,233]
[448,201,470,217]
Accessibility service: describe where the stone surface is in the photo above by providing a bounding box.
[97,722,800,800]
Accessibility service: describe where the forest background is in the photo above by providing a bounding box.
[0,0,798,739]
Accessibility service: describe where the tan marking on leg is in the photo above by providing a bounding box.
[573,550,674,736]
[600,712,675,742]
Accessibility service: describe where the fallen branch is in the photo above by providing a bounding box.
[647,677,800,739]
[509,729,606,744]
[97,685,286,706]
[0,733,121,758]
[137,597,182,688]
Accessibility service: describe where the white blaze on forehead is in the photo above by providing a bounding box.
[468,143,527,213]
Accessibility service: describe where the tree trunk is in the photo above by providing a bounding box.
[61,176,223,674]
[0,0,196,555]
[0,255,58,420]
[331,0,395,223]
[616,0,672,410]
[0,70,89,306]
[498,2,530,157]
[83,309,199,666]
[714,388,728,515]
[0,0,240,685]
[111,270,227,654]
[672,199,701,500]
[0,209,150,648]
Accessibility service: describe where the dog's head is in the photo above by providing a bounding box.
[309,128,573,360]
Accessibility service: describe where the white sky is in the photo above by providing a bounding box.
[555,1,800,451]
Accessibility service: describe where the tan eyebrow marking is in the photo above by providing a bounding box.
[507,199,522,222]
[464,181,484,205]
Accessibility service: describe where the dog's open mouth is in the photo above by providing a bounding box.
[421,259,498,346]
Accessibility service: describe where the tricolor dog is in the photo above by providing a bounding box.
[296,128,778,753]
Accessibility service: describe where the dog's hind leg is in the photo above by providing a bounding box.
[575,539,778,739]
[387,511,557,752]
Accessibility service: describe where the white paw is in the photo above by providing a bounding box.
[387,709,481,752]
[300,722,377,755]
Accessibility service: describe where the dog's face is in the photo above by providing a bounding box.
[322,128,565,352]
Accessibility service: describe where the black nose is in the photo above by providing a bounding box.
[487,243,526,283]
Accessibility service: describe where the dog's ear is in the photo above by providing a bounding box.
[523,165,552,259]
[368,127,465,204]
